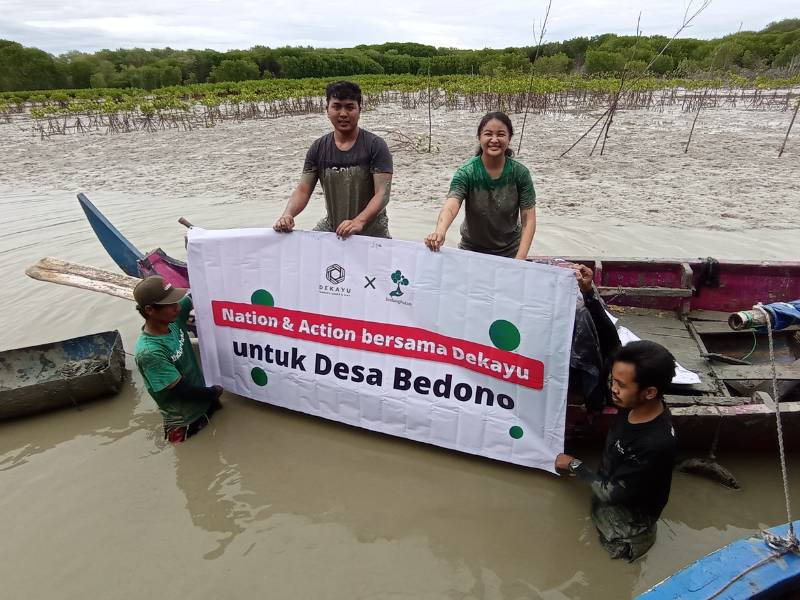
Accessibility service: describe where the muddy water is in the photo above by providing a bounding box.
[2,185,800,599]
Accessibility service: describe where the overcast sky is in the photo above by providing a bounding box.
[3,0,797,55]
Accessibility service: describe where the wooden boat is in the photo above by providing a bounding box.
[78,193,144,277]
[638,520,800,599]
[0,330,125,420]
[557,257,800,452]
[68,194,800,450]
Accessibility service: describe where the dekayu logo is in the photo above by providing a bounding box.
[326,264,345,285]
[320,263,351,297]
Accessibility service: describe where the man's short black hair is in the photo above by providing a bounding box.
[136,303,168,320]
[325,81,362,106]
[612,340,676,399]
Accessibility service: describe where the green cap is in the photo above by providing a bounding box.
[133,275,188,309]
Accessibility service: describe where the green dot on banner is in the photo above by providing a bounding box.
[489,320,521,351]
[251,367,268,386]
[251,289,274,306]
[509,426,524,440]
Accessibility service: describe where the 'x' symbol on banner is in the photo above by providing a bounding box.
[364,276,376,289]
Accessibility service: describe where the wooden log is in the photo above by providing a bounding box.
[664,395,752,407]
[699,353,751,366]
[685,319,728,398]
[752,391,776,410]
[25,257,138,301]
[728,359,800,399]
[671,401,800,419]
[714,363,800,381]
[688,309,731,322]
[597,286,693,298]
[692,320,800,335]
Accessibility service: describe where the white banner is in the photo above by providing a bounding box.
[187,229,577,472]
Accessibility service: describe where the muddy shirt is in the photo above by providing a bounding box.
[575,407,676,560]
[596,407,677,519]
[447,155,536,257]
[303,129,393,238]
[134,297,209,428]
[576,407,677,520]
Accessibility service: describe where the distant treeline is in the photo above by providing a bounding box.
[1,18,799,92]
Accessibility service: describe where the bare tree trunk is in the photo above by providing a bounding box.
[685,89,707,153]
[685,104,702,153]
[599,103,616,155]
[778,95,800,158]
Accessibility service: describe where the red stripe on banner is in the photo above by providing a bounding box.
[212,301,544,389]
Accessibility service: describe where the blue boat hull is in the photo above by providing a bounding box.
[78,193,144,277]
[639,520,800,599]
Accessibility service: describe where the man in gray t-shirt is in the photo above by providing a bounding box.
[274,81,393,239]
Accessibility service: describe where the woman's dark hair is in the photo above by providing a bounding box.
[475,111,514,156]
[325,81,362,106]
[612,340,676,399]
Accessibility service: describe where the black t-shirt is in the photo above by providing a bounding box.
[592,407,677,521]
[303,129,393,237]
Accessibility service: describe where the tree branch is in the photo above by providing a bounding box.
[517,0,553,156]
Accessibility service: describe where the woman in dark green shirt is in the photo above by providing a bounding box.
[425,111,537,259]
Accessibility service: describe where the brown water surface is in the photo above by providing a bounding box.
[2,186,799,599]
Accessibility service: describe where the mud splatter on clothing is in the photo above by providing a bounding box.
[303,129,393,238]
[447,155,535,257]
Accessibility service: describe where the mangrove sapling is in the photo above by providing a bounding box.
[590,15,641,157]
[684,89,708,153]
[426,64,433,153]
[376,129,439,154]
[15,72,798,139]
[517,0,553,156]
[595,13,646,157]
[778,95,800,158]
[562,0,713,157]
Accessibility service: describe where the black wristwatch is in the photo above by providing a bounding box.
[568,458,583,473]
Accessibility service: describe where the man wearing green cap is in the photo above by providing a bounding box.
[133,275,223,443]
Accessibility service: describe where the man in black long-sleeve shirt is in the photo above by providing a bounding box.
[558,266,677,561]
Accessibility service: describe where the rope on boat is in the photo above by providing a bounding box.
[700,305,799,599]
[752,304,798,548]
[705,548,792,599]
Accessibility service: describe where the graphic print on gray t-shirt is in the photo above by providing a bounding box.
[303,129,393,238]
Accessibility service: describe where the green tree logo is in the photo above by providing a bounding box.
[389,270,409,297]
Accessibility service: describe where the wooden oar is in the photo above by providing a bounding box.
[179,217,193,249]
[26,257,138,301]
